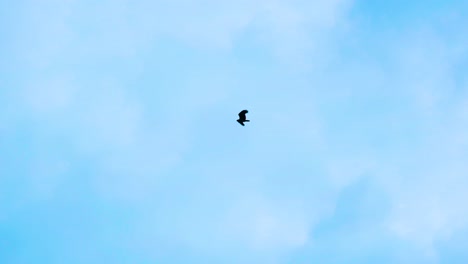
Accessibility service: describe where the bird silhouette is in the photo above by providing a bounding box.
[237,110,250,126]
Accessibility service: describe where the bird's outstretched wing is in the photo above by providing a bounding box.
[237,109,249,126]
[238,110,248,120]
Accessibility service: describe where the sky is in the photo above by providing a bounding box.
[0,0,467,263]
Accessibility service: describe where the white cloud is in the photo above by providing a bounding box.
[21,75,76,115]
[16,0,76,69]
[222,195,310,252]
[13,0,352,66]
[370,22,468,253]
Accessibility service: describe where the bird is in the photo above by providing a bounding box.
[237,110,250,126]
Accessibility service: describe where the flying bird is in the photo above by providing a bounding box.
[237,110,250,126]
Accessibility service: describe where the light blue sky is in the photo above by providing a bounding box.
[1,0,467,263]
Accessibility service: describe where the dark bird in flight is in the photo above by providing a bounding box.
[237,110,250,126]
